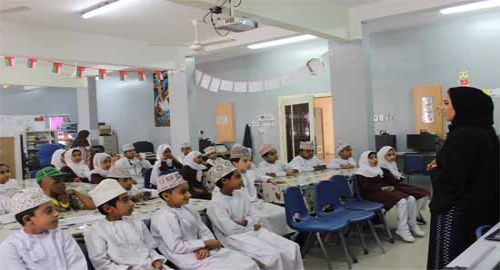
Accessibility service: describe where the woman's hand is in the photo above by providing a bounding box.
[427,160,437,171]
[381,186,395,192]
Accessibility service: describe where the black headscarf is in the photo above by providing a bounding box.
[71,130,90,148]
[448,86,494,129]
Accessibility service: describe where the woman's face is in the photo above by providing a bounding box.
[0,165,11,184]
[442,94,456,122]
[162,148,172,159]
[72,151,82,163]
[101,157,112,170]
[385,149,396,162]
[193,155,203,164]
[368,153,378,167]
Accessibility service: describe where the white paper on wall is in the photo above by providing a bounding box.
[421,96,435,124]
[209,77,221,92]
[195,70,203,85]
[200,74,212,89]
[281,73,293,87]
[264,78,281,91]
[248,81,264,92]
[220,80,234,91]
[217,116,228,125]
[233,81,248,93]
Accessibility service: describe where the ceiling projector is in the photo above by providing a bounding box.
[215,17,259,32]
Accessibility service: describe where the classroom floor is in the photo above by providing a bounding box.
[304,176,432,270]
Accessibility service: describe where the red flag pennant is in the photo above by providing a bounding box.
[154,70,163,81]
[98,69,107,80]
[52,62,62,74]
[4,56,14,67]
[138,70,146,81]
[119,71,127,81]
[26,58,37,69]
[75,66,85,78]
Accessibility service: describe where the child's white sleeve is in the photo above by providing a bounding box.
[138,221,166,266]
[84,229,129,270]
[62,231,88,270]
[207,202,252,235]
[0,241,29,270]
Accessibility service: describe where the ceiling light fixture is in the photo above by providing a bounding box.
[247,34,318,50]
[81,0,138,19]
[440,0,500,15]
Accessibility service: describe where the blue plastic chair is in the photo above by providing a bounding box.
[38,143,65,167]
[476,225,493,239]
[403,155,426,185]
[316,180,385,256]
[332,175,395,243]
[284,186,351,270]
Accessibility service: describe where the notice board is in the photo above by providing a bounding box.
[0,137,16,178]
[215,103,235,142]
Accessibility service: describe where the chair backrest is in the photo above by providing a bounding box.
[476,225,493,240]
[329,175,354,201]
[352,175,363,200]
[315,181,344,217]
[133,141,155,153]
[38,143,65,167]
[404,155,426,174]
[284,186,311,229]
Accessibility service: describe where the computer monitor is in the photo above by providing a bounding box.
[375,134,397,151]
[406,134,437,152]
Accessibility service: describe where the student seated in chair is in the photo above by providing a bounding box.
[0,163,20,198]
[356,151,425,243]
[108,165,153,202]
[115,144,153,188]
[180,151,212,200]
[204,146,225,168]
[37,167,96,212]
[207,159,304,270]
[60,148,91,183]
[150,172,259,270]
[90,153,112,184]
[258,144,297,177]
[84,179,169,270]
[327,142,357,169]
[230,146,294,236]
[377,146,430,225]
[0,188,88,270]
[179,143,193,165]
[150,144,183,188]
[289,141,326,172]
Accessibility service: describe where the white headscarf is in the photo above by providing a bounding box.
[91,153,111,177]
[51,149,66,170]
[356,151,384,178]
[185,151,207,182]
[156,144,173,167]
[377,146,402,179]
[64,148,92,179]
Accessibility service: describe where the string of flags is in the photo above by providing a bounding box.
[1,55,167,81]
[195,51,330,93]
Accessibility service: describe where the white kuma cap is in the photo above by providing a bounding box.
[89,179,127,207]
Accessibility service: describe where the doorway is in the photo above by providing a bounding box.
[278,94,334,162]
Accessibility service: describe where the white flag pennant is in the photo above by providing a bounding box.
[200,74,212,89]
[195,70,203,85]
[209,77,221,92]
[264,78,281,91]
[234,81,248,93]
[248,81,264,92]
[220,80,234,91]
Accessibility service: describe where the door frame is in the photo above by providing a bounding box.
[278,92,331,162]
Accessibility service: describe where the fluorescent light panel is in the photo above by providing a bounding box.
[247,35,318,50]
[82,0,138,19]
[440,0,500,15]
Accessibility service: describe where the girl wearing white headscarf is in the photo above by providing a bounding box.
[51,149,66,170]
[327,142,357,169]
[60,148,92,183]
[150,144,183,187]
[90,153,111,184]
[377,146,430,224]
[356,151,424,243]
[180,151,212,200]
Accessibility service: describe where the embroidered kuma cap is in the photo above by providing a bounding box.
[259,144,276,156]
[156,172,187,193]
[230,145,251,159]
[123,144,135,152]
[299,141,315,150]
[207,159,237,184]
[11,188,51,215]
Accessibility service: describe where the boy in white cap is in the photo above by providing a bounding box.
[207,160,304,270]
[107,165,149,202]
[289,141,326,172]
[258,144,298,177]
[0,188,88,270]
[204,146,224,168]
[327,142,357,169]
[115,144,152,187]
[230,145,294,236]
[150,172,259,270]
[84,179,168,270]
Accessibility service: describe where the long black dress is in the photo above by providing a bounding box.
[427,87,500,269]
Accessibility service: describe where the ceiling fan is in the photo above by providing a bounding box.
[149,20,235,56]
[0,6,31,15]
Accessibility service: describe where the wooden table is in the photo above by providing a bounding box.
[259,169,355,209]
[447,222,500,269]
[0,198,210,242]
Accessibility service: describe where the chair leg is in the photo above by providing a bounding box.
[315,232,333,270]
[301,232,314,257]
[377,209,394,243]
[368,220,386,254]
[337,231,353,269]
[355,223,369,255]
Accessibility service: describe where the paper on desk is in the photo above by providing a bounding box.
[59,215,104,226]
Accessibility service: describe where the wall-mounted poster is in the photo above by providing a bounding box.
[154,71,170,127]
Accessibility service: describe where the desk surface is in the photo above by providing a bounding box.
[0,198,210,242]
[448,222,500,269]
